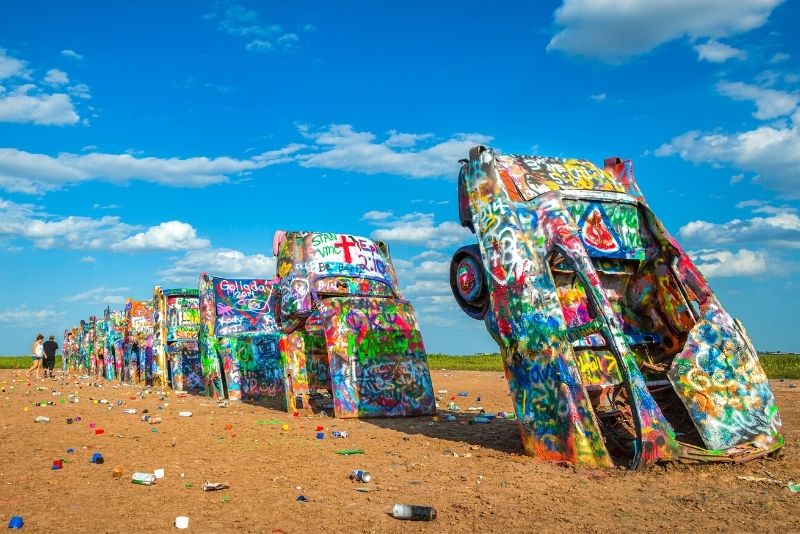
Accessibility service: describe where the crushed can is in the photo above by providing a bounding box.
[203,480,230,491]
[331,431,348,438]
[34,415,50,423]
[350,470,371,483]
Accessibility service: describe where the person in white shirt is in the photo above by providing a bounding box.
[26,333,45,379]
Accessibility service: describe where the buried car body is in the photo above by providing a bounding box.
[450,145,783,469]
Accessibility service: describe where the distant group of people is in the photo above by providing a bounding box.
[26,333,58,379]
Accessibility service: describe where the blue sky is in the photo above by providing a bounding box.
[1,0,799,354]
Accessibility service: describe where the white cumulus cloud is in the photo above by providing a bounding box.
[0,85,79,125]
[298,124,492,178]
[60,49,84,61]
[547,0,784,62]
[716,81,799,120]
[693,40,747,63]
[157,248,277,284]
[0,144,304,194]
[63,286,131,305]
[44,68,69,85]
[366,211,472,249]
[111,221,211,252]
[690,248,767,278]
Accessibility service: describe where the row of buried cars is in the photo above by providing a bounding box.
[63,146,784,469]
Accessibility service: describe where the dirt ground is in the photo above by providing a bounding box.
[1,368,799,533]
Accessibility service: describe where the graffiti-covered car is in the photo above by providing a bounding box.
[153,287,203,392]
[451,145,783,468]
[199,274,284,404]
[274,230,436,418]
[124,298,155,384]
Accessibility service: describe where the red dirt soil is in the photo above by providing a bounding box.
[1,369,799,533]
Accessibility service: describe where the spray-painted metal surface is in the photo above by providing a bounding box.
[275,230,435,418]
[198,274,284,403]
[124,299,154,384]
[153,287,202,392]
[451,145,783,468]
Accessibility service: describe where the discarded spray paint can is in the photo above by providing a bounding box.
[457,391,469,397]
[131,472,156,485]
[7,516,23,529]
[316,432,325,440]
[350,470,371,483]
[391,504,437,521]
[90,453,104,464]
[331,431,348,438]
[444,415,457,422]
[34,415,50,423]
[51,459,63,470]
[470,416,490,424]
[178,411,192,417]
[149,417,162,424]
[123,408,137,414]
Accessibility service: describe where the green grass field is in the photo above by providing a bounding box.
[428,353,800,379]
[2,353,799,379]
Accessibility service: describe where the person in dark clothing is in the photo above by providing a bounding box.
[42,335,58,378]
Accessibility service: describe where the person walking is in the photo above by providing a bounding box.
[43,335,58,379]
[26,333,45,379]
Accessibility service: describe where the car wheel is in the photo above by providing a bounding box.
[450,244,489,320]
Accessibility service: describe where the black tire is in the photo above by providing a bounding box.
[450,244,489,320]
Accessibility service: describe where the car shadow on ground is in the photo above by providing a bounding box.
[363,412,526,455]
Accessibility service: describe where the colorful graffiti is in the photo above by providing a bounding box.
[451,146,782,468]
[125,299,154,384]
[154,287,201,391]
[275,230,435,418]
[199,274,284,402]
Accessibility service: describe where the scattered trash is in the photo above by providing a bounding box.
[142,415,151,422]
[281,424,289,431]
[331,431,348,438]
[447,403,460,411]
[131,472,156,485]
[94,428,105,435]
[790,384,798,389]
[175,516,189,529]
[224,423,233,431]
[466,406,484,412]
[350,470,372,483]
[7,516,23,529]
[184,483,193,489]
[391,504,437,521]
[123,408,137,415]
[178,411,192,417]
[470,416,490,424]
[217,400,229,408]
[457,391,469,397]
[51,459,63,470]
[476,396,481,402]
[203,481,230,491]
[154,468,165,479]
[34,415,50,423]
[336,449,365,455]
[787,484,800,493]
[444,415,457,422]
[315,432,325,440]
[296,495,309,502]
[66,448,74,454]
[436,390,447,394]
[88,422,96,429]
[113,466,124,478]
[90,453,104,464]
[117,400,123,405]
